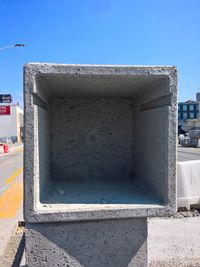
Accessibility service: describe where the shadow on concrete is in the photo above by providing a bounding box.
[12,233,25,267]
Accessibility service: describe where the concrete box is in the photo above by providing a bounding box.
[24,63,178,222]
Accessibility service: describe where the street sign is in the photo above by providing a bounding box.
[0,94,12,103]
[0,106,11,115]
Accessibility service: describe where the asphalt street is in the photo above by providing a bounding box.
[0,145,23,259]
[177,145,200,162]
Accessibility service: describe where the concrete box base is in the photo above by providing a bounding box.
[25,218,148,267]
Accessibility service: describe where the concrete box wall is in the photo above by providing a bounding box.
[50,97,134,183]
[24,63,178,223]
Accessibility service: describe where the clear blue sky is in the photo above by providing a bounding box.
[0,0,200,106]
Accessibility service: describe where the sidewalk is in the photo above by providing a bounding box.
[0,206,23,266]
[148,215,200,266]
[9,143,23,152]
[0,145,24,266]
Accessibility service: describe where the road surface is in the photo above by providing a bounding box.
[178,145,200,162]
[0,145,23,259]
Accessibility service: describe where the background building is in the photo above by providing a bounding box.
[0,104,23,143]
[178,92,200,132]
[178,100,199,120]
[196,92,200,102]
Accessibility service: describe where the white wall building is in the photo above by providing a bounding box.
[0,104,24,142]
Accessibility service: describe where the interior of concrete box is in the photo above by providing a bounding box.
[36,73,169,207]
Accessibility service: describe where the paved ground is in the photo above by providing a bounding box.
[178,145,200,162]
[0,145,23,262]
[148,216,200,266]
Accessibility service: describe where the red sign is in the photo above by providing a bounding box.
[0,106,11,115]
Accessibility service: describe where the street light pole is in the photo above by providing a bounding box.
[0,43,25,50]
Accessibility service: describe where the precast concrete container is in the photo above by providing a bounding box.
[24,63,178,223]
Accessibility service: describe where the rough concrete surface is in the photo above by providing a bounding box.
[24,63,178,222]
[148,216,200,266]
[25,218,147,267]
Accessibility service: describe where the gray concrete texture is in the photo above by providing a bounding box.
[148,216,200,266]
[25,218,147,267]
[24,63,178,222]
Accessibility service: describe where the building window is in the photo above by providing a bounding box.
[178,113,181,119]
[196,105,199,111]
[189,104,194,111]
[183,113,188,119]
[190,112,194,119]
[178,105,180,111]
[183,105,187,111]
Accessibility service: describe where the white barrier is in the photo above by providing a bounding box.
[177,160,200,209]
